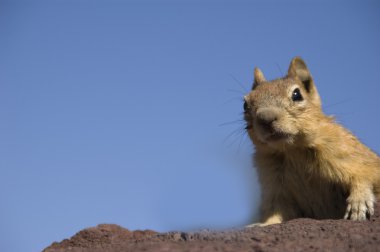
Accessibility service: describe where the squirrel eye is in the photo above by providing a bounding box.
[243,101,249,112]
[291,88,303,102]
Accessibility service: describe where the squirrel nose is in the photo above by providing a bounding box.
[256,108,279,130]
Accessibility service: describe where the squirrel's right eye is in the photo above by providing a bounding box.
[243,101,248,112]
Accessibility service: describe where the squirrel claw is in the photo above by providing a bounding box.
[344,190,375,220]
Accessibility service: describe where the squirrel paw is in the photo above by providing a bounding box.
[245,223,264,228]
[344,189,375,220]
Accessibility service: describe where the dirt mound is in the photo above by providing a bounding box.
[44,205,380,252]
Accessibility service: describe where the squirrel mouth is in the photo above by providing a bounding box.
[266,131,290,141]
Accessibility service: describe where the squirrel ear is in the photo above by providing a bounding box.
[253,67,266,89]
[288,57,312,91]
[288,57,321,107]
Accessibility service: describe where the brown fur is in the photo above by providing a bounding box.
[244,57,380,226]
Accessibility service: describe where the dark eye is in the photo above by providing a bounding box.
[291,88,303,102]
[243,101,248,112]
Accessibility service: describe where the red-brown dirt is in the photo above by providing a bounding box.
[44,204,380,252]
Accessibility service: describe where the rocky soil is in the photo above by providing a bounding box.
[44,204,380,252]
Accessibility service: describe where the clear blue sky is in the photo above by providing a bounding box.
[1,0,379,251]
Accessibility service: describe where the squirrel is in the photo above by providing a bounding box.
[244,57,380,226]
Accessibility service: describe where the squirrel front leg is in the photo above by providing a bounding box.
[259,213,284,226]
[247,190,296,227]
[246,207,284,227]
[259,199,297,225]
[344,179,375,220]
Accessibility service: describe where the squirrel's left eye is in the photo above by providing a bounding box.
[291,88,303,102]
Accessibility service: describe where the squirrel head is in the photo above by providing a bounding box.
[244,57,323,150]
